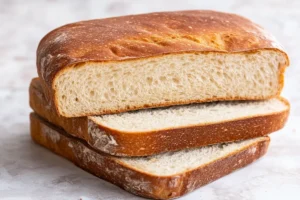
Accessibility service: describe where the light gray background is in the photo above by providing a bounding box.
[0,0,299,199]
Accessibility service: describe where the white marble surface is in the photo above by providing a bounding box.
[0,0,299,199]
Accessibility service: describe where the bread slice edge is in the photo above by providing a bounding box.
[30,112,270,199]
[30,78,288,156]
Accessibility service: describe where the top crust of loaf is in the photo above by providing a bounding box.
[37,10,289,88]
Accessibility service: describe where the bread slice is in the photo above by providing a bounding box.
[30,78,289,156]
[37,10,289,117]
[30,112,270,200]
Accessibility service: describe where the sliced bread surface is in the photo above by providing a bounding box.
[30,78,289,156]
[94,97,288,132]
[37,10,289,117]
[30,113,270,199]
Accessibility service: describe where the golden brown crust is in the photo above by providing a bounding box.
[30,78,289,157]
[37,10,289,87]
[36,10,289,117]
[30,113,270,199]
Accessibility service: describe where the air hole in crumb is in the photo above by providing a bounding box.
[189,56,196,61]
[75,97,79,102]
[148,60,157,65]
[269,81,273,86]
[96,73,101,78]
[104,93,109,99]
[62,95,66,100]
[124,71,132,76]
[172,77,180,84]
[160,76,167,81]
[90,90,95,96]
[147,77,153,84]
[182,62,189,67]
[268,62,274,68]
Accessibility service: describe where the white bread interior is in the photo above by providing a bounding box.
[54,50,287,117]
[121,137,266,176]
[90,98,288,132]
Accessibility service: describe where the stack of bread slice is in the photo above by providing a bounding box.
[30,10,290,199]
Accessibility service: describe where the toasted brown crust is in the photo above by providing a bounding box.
[37,10,289,87]
[36,10,289,116]
[30,78,289,157]
[30,113,270,199]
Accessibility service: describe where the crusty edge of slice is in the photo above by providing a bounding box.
[29,78,288,157]
[30,112,270,200]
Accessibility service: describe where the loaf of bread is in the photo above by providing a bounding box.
[37,10,289,117]
[30,78,289,156]
[30,113,270,199]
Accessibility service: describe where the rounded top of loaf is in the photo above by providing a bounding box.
[37,10,289,87]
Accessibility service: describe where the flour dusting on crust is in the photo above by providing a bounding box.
[186,180,198,193]
[53,32,68,43]
[123,176,152,195]
[88,118,118,154]
[40,54,54,80]
[67,134,152,195]
[41,123,60,142]
[39,32,71,82]
[168,176,181,188]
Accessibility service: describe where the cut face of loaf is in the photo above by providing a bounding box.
[37,10,289,117]
[55,51,287,117]
[30,78,289,156]
[93,90,289,132]
[30,113,270,199]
